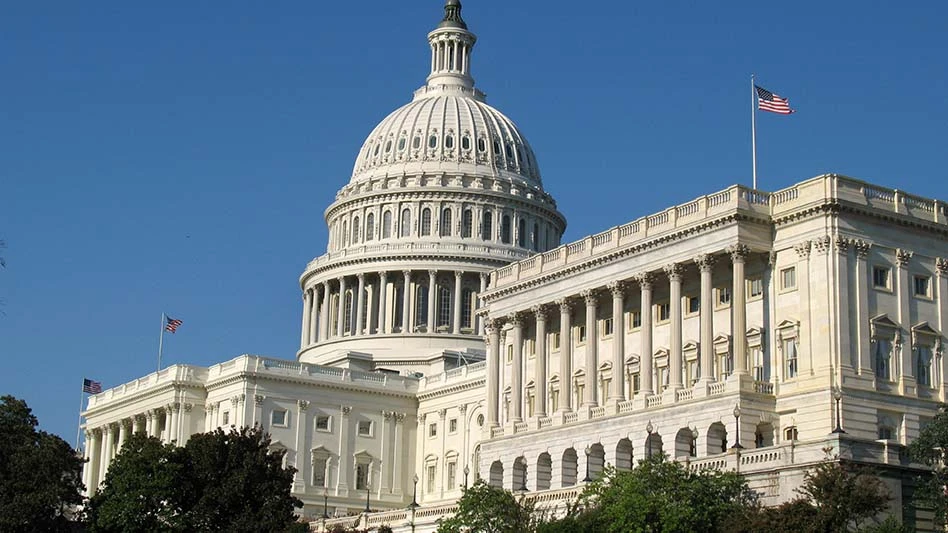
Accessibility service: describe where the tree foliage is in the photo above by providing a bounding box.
[908,403,948,528]
[436,480,537,533]
[0,395,85,532]
[85,426,302,532]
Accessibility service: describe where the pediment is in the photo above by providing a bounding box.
[713,334,731,346]
[871,314,900,338]
[683,341,700,352]
[912,322,939,336]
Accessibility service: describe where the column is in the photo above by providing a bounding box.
[665,264,684,390]
[337,406,352,492]
[897,249,914,388]
[117,418,130,450]
[402,271,412,334]
[336,276,347,337]
[854,242,873,375]
[377,271,388,334]
[309,287,319,343]
[558,299,573,412]
[695,254,715,382]
[301,290,312,347]
[81,430,94,494]
[98,424,114,483]
[320,281,331,340]
[427,270,437,333]
[453,271,463,334]
[608,282,626,402]
[355,273,366,336]
[295,400,309,491]
[637,273,654,395]
[534,305,549,417]
[478,274,488,335]
[581,290,598,407]
[88,428,103,492]
[167,404,178,443]
[835,237,854,371]
[730,245,750,375]
[486,319,502,427]
[510,314,524,422]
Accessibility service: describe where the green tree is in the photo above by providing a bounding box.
[909,403,948,528]
[436,480,537,533]
[546,456,758,533]
[0,395,85,532]
[85,426,302,532]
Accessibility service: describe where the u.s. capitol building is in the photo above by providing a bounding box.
[81,2,948,530]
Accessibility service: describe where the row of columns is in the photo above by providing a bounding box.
[431,36,470,76]
[485,245,751,427]
[82,403,194,494]
[300,270,489,347]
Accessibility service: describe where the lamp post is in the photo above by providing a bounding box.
[582,445,592,482]
[364,482,371,513]
[731,404,744,449]
[832,387,846,434]
[646,420,654,458]
[408,474,419,533]
[321,488,329,531]
[463,465,470,489]
[690,426,698,457]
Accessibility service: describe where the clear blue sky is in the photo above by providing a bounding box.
[2,1,947,443]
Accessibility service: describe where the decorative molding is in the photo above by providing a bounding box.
[635,272,655,289]
[507,312,524,328]
[663,263,684,281]
[694,254,716,272]
[607,280,626,298]
[183,403,193,413]
[834,236,850,255]
[794,240,812,259]
[580,289,598,306]
[768,251,778,267]
[298,400,310,411]
[813,235,832,255]
[459,404,468,413]
[254,394,265,406]
[439,408,448,419]
[383,410,393,420]
[728,243,750,262]
[896,248,913,267]
[341,405,352,417]
[937,258,948,276]
[394,413,406,424]
[531,304,549,321]
[556,298,573,314]
[853,240,872,259]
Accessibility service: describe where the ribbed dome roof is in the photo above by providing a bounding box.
[350,92,542,187]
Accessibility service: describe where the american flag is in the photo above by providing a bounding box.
[165,316,183,333]
[82,378,102,394]
[755,85,795,115]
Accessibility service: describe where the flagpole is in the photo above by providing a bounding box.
[75,381,86,451]
[157,312,165,372]
[751,74,758,190]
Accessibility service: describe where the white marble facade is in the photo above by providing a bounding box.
[81,2,948,531]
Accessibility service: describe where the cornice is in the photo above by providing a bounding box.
[416,376,485,401]
[83,381,205,418]
[205,371,418,400]
[301,253,512,286]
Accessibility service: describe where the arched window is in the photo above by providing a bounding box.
[462,209,473,238]
[477,137,487,152]
[437,285,451,328]
[518,218,526,247]
[482,212,493,241]
[428,135,438,149]
[461,288,474,330]
[415,284,429,328]
[462,136,471,151]
[398,137,406,151]
[501,215,512,244]
[533,222,539,251]
[445,135,455,149]
[440,208,452,237]
[382,211,392,239]
[400,209,412,237]
[361,287,370,331]
[365,213,375,241]
[421,208,432,236]
[384,140,392,153]
[412,136,421,150]
[342,220,348,246]
[352,216,361,244]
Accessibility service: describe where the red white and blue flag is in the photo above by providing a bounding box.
[165,316,183,333]
[755,85,795,115]
[82,378,102,394]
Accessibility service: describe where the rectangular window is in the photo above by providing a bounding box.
[751,347,764,381]
[576,325,587,343]
[222,411,230,426]
[878,427,893,440]
[632,373,640,395]
[687,296,700,314]
[447,461,457,490]
[781,267,796,290]
[313,457,327,487]
[873,266,891,289]
[550,389,559,412]
[748,278,764,298]
[719,353,733,381]
[448,418,458,433]
[918,345,933,387]
[527,393,535,418]
[688,360,699,385]
[357,420,373,437]
[602,318,614,337]
[659,367,669,389]
[550,332,561,351]
[506,345,513,363]
[428,422,438,438]
[315,415,331,432]
[717,287,732,307]
[875,339,892,381]
[629,311,642,329]
[426,465,437,494]
[356,463,368,490]
[914,275,931,298]
[656,303,670,322]
[271,409,288,428]
[527,339,536,358]
[783,338,798,379]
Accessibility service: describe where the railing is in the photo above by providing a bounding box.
[771,187,798,205]
[563,412,579,424]
[514,421,529,433]
[306,240,530,272]
[590,406,606,418]
[709,382,727,396]
[617,400,635,413]
[676,388,693,402]
[646,394,662,407]
[753,381,774,394]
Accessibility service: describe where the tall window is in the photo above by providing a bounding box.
[533,222,540,251]
[344,291,354,336]
[461,288,474,329]
[875,339,892,380]
[393,284,404,330]
[518,218,526,247]
[783,338,798,379]
[400,209,412,237]
[482,211,493,241]
[462,209,473,238]
[447,461,457,490]
[501,215,512,244]
[421,208,432,236]
[352,216,360,244]
[361,288,370,331]
[426,464,437,493]
[356,463,368,490]
[752,347,765,381]
[365,213,375,241]
[312,456,328,487]
[437,285,451,328]
[917,345,933,387]
[415,284,429,327]
[342,220,348,246]
[382,211,392,238]
[440,208,452,237]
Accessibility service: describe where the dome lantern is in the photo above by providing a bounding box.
[426,0,476,91]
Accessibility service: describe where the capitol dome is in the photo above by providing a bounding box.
[297,0,566,366]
